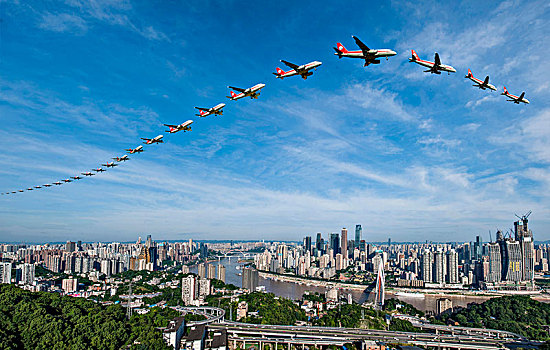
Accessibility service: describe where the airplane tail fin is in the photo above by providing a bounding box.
[501,86,508,95]
[410,50,419,61]
[465,68,472,78]
[336,43,348,53]
[275,67,285,75]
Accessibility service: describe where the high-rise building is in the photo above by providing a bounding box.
[486,242,502,283]
[340,228,348,259]
[20,263,35,285]
[0,262,12,284]
[198,279,211,299]
[217,264,226,283]
[207,265,216,280]
[304,236,312,253]
[474,236,483,261]
[65,241,76,252]
[197,263,207,279]
[315,233,322,253]
[199,243,208,259]
[446,249,459,284]
[329,233,340,257]
[242,267,259,292]
[421,250,433,283]
[515,216,535,282]
[433,250,445,283]
[182,275,197,305]
[355,225,362,249]
[62,278,78,293]
[501,239,522,282]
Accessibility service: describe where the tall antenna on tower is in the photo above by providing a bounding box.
[126,282,133,319]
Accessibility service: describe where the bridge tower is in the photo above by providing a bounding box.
[374,261,385,310]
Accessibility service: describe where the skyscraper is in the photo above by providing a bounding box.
[355,225,362,249]
[446,249,459,284]
[433,250,445,284]
[182,275,197,305]
[20,263,35,285]
[329,233,340,257]
[242,267,259,291]
[421,250,433,283]
[486,242,502,283]
[515,216,535,282]
[304,236,312,253]
[217,264,226,283]
[340,228,348,259]
[315,232,322,253]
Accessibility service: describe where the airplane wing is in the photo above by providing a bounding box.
[434,53,441,67]
[352,36,371,53]
[194,107,209,111]
[280,60,300,70]
[163,124,177,128]
[228,86,246,93]
[518,92,525,100]
[483,76,490,85]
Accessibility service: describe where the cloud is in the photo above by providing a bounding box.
[465,95,501,108]
[38,12,88,34]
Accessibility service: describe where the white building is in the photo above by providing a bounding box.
[0,262,12,284]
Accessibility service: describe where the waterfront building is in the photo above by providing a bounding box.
[242,267,259,292]
[207,265,216,280]
[217,264,226,283]
[486,242,502,283]
[446,249,459,284]
[433,250,445,284]
[198,263,207,279]
[437,298,452,315]
[421,250,433,283]
[515,216,535,282]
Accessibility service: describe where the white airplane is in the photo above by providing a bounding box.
[126,145,144,154]
[113,155,129,162]
[333,36,396,66]
[409,50,456,74]
[71,176,82,180]
[465,69,496,91]
[195,104,225,117]
[141,135,164,144]
[273,60,322,80]
[27,187,33,191]
[53,181,63,185]
[43,184,52,187]
[62,179,72,183]
[164,120,193,133]
[18,189,24,192]
[34,186,42,189]
[11,191,16,194]
[102,162,118,168]
[81,172,95,176]
[92,168,106,173]
[227,84,266,100]
[501,87,529,104]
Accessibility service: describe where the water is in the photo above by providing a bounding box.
[192,258,493,312]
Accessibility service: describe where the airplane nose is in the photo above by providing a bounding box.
[390,50,397,56]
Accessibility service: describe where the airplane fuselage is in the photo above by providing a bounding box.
[275,61,322,79]
[230,84,266,100]
[410,57,456,73]
[466,75,496,91]
[335,49,396,59]
[503,92,529,104]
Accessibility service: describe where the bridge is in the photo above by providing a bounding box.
[170,306,225,325]
[215,250,257,261]
[210,321,542,350]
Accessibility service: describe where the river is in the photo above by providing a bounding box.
[192,258,499,312]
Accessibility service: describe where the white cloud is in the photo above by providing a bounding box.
[38,12,88,34]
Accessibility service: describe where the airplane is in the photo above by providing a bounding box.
[501,87,530,104]
[141,135,164,144]
[226,84,266,100]
[11,191,16,194]
[43,184,52,187]
[164,120,193,133]
[34,186,42,189]
[465,69,496,91]
[92,168,106,173]
[195,104,225,117]
[27,188,33,191]
[273,60,322,80]
[53,181,62,185]
[71,176,82,180]
[18,190,24,192]
[333,36,397,66]
[126,145,144,154]
[112,155,129,162]
[409,50,456,74]
[62,179,72,183]
[81,172,95,176]
[102,162,118,168]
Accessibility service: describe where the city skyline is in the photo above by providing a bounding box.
[1,1,550,242]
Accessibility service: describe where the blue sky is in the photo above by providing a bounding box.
[1,0,549,243]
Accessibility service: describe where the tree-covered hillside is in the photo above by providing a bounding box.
[441,295,550,341]
[0,284,175,350]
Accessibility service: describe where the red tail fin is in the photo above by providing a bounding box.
[336,43,348,53]
[200,110,206,115]
[411,50,419,60]
[276,67,285,75]
[503,86,508,93]
[230,91,237,98]
[467,68,472,76]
